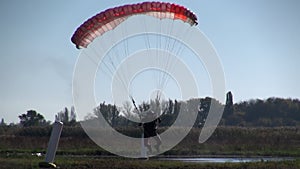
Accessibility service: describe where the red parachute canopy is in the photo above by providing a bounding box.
[71,2,198,49]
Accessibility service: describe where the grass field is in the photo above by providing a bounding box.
[0,126,299,168]
[0,155,299,169]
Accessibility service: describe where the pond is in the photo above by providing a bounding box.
[159,157,294,163]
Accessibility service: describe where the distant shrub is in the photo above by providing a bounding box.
[16,126,52,137]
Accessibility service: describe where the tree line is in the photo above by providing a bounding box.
[222,92,300,126]
[1,92,299,127]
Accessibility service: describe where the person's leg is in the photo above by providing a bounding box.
[154,134,162,152]
[144,138,152,153]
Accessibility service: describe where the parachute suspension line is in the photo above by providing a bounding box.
[119,19,131,97]
[81,49,100,69]
[100,51,128,96]
[83,44,130,101]
[109,28,131,95]
[142,16,152,73]
[174,26,190,56]
[157,13,168,102]
[162,26,193,94]
[137,16,155,103]
[156,21,168,96]
[144,22,151,50]
[153,19,162,102]
[94,34,129,97]
[160,22,193,94]
[91,47,113,78]
[160,21,174,91]
[156,18,163,102]
[158,20,175,96]
[85,43,121,84]
[90,21,193,108]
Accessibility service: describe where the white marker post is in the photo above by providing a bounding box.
[39,121,63,169]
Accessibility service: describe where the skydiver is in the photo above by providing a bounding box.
[139,109,162,153]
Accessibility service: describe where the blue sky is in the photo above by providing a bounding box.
[0,0,299,123]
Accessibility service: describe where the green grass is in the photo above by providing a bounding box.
[0,156,299,169]
[0,126,299,169]
[1,127,299,157]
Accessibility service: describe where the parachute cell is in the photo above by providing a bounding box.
[71,2,198,49]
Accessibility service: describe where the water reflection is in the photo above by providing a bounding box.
[160,157,294,163]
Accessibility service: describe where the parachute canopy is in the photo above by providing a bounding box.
[71,2,198,49]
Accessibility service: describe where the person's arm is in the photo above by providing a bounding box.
[157,117,161,124]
